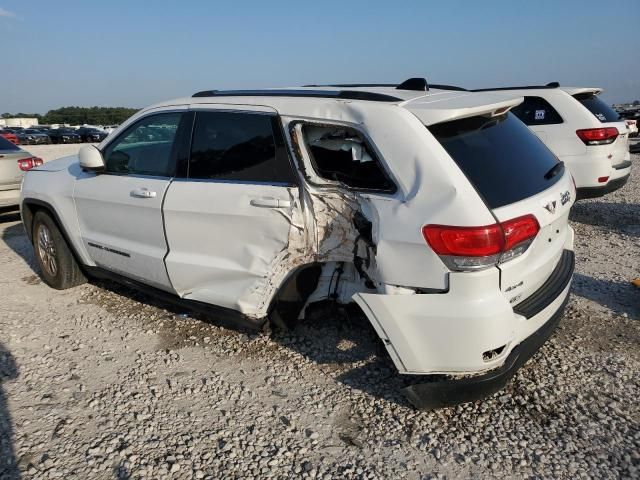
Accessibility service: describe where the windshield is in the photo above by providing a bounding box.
[573,93,621,123]
[429,113,563,209]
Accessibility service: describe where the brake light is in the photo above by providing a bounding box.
[422,215,540,271]
[17,157,43,171]
[576,127,618,145]
[598,176,609,183]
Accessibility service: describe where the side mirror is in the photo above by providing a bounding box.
[79,145,105,171]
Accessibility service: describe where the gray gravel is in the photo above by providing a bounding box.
[0,148,638,479]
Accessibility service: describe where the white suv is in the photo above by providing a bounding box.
[20,79,576,409]
[464,83,631,199]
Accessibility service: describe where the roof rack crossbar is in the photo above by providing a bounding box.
[191,89,402,102]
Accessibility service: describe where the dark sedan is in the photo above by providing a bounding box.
[75,127,108,143]
[16,128,51,145]
[48,128,82,144]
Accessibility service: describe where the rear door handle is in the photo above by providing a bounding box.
[130,188,157,198]
[250,197,291,208]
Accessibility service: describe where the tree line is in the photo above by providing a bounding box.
[1,106,139,125]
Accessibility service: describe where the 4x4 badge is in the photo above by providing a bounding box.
[544,200,557,214]
[560,190,571,205]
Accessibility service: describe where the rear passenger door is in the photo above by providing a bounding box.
[163,106,303,317]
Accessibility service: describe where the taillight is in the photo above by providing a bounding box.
[576,127,618,145]
[422,215,540,271]
[17,157,43,171]
[598,176,609,184]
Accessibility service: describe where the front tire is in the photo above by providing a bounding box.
[32,211,86,289]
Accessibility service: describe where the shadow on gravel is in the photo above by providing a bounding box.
[1,223,38,274]
[271,303,415,408]
[570,201,640,236]
[0,343,20,479]
[572,273,640,319]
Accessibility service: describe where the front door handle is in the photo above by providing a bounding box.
[130,188,157,198]
[250,198,291,208]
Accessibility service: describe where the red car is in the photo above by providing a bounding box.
[0,130,19,145]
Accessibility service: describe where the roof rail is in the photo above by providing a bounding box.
[471,82,560,92]
[303,83,397,88]
[429,84,468,92]
[191,89,402,102]
[305,77,432,92]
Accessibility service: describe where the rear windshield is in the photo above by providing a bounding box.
[573,93,621,123]
[0,135,20,151]
[429,113,563,209]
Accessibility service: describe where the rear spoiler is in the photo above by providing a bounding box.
[404,93,524,126]
[561,87,604,96]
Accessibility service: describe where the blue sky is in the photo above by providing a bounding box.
[1,0,638,113]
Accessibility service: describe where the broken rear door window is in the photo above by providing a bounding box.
[301,124,396,192]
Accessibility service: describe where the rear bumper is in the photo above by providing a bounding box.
[402,250,574,409]
[353,244,575,409]
[576,172,630,200]
[403,288,570,409]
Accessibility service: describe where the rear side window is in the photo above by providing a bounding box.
[0,135,20,151]
[429,113,563,209]
[301,124,395,192]
[510,96,563,125]
[189,111,296,184]
[573,93,621,123]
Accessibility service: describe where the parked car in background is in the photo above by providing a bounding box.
[76,127,108,143]
[453,83,631,200]
[48,128,82,144]
[619,110,640,138]
[20,80,576,409]
[16,128,51,145]
[0,130,19,145]
[103,125,119,135]
[0,135,43,209]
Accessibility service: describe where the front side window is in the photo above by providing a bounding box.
[510,96,563,125]
[188,111,296,184]
[103,112,182,176]
[300,124,395,192]
[573,93,621,123]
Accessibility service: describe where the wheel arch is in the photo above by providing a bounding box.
[21,198,88,268]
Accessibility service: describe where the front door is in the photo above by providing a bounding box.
[74,108,187,291]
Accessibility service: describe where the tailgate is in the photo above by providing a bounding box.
[0,151,25,190]
[492,171,575,307]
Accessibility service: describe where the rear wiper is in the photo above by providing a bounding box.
[544,161,564,180]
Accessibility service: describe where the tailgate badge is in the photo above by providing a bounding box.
[560,190,571,206]
[544,200,557,214]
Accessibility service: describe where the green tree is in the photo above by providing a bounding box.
[40,106,139,125]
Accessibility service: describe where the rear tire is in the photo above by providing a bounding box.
[32,211,86,289]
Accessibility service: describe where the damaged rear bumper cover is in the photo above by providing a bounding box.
[403,290,570,410]
[355,249,575,409]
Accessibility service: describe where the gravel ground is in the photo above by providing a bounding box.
[0,146,638,479]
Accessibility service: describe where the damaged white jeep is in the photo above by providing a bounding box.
[20,79,576,409]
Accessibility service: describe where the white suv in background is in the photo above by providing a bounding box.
[20,79,575,409]
[467,83,631,199]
